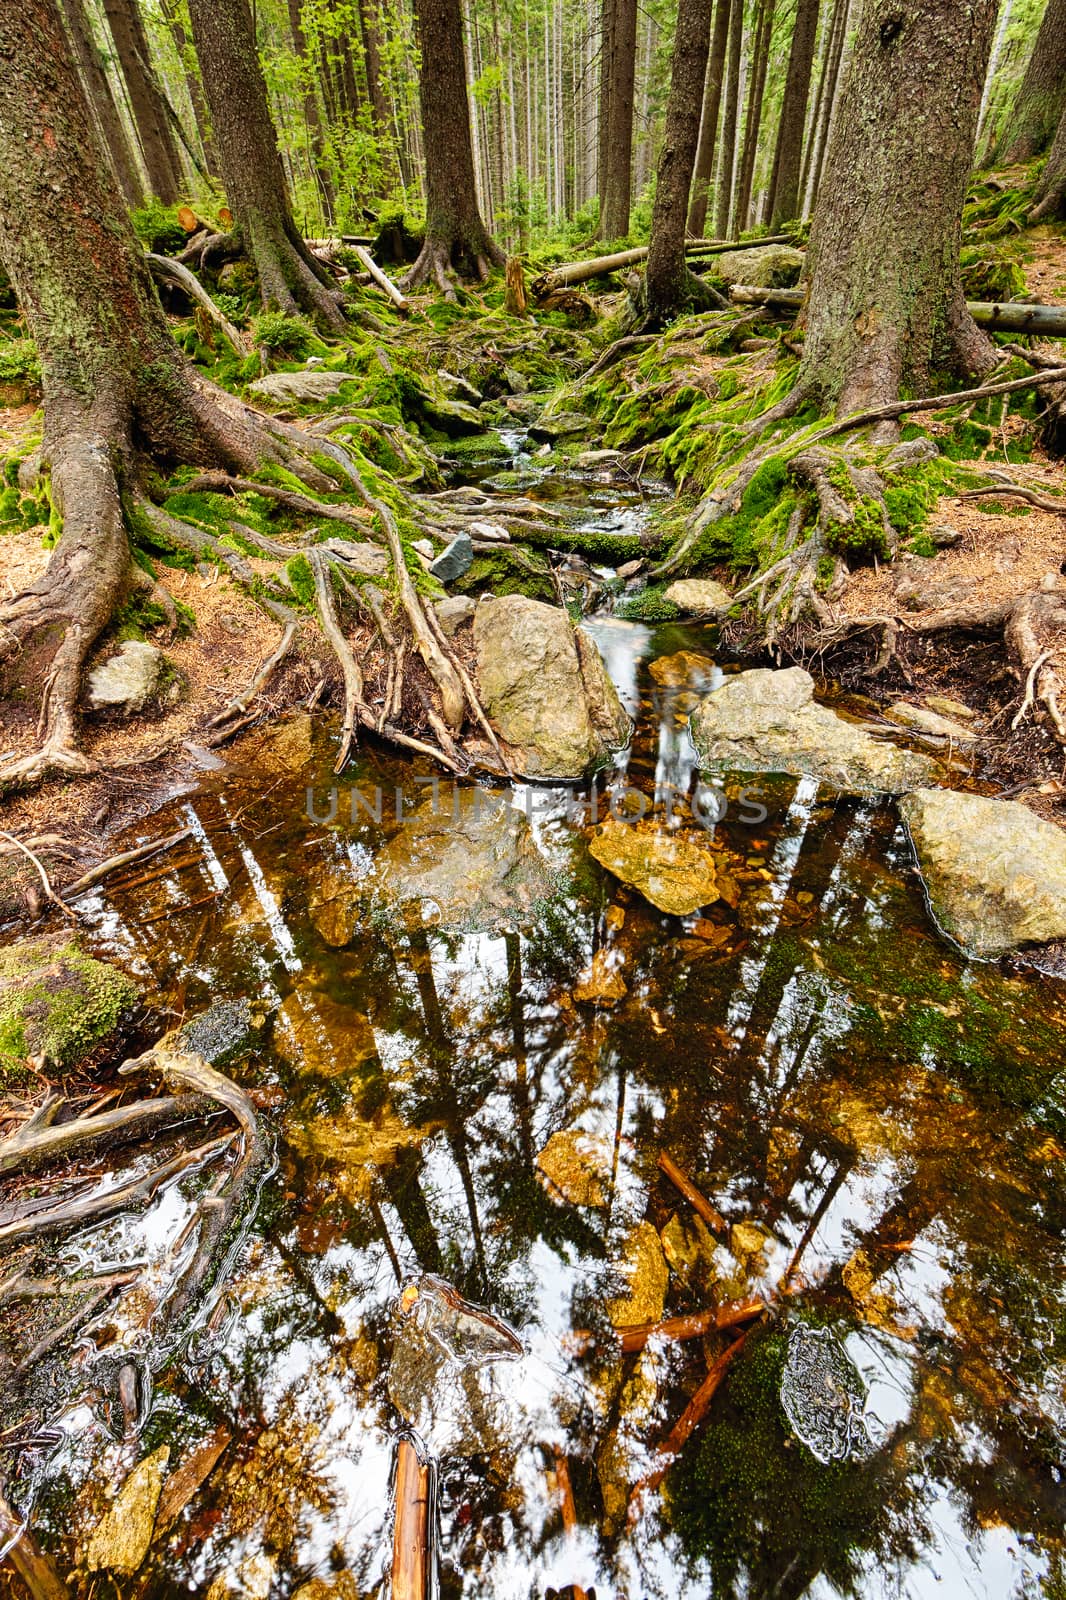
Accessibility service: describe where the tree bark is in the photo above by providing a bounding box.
[1030,100,1066,220]
[100,0,184,203]
[768,0,820,225]
[402,0,504,292]
[644,0,723,327]
[185,0,347,328]
[286,0,337,217]
[713,0,743,236]
[998,0,1066,163]
[799,0,998,417]
[0,0,336,787]
[734,0,775,231]
[60,0,143,207]
[687,0,731,235]
[598,0,638,237]
[158,0,219,178]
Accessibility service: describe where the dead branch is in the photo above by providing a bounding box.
[62,826,194,898]
[0,1093,216,1177]
[657,1151,727,1235]
[146,254,250,356]
[617,1298,765,1354]
[0,831,76,921]
[208,611,300,728]
[391,1436,431,1600]
[352,245,410,313]
[960,483,1066,513]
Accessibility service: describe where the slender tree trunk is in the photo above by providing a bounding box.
[598,0,637,237]
[402,0,504,291]
[644,0,724,326]
[185,0,346,329]
[358,0,397,184]
[158,0,218,177]
[101,0,184,202]
[714,0,743,236]
[286,0,336,218]
[60,0,143,206]
[768,0,820,225]
[735,0,775,231]
[998,0,1066,162]
[1030,99,1066,219]
[800,0,998,415]
[597,0,614,207]
[687,0,731,235]
[801,0,848,212]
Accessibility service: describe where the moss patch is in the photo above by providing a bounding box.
[0,936,139,1081]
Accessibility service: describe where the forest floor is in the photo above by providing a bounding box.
[1,197,1065,866]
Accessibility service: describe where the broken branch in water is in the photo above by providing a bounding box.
[62,827,194,898]
[391,1435,431,1600]
[0,1485,70,1600]
[0,831,76,921]
[0,1093,216,1177]
[627,1327,756,1518]
[617,1297,765,1354]
[657,1150,727,1235]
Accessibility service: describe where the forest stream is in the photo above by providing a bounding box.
[3,439,1065,1600]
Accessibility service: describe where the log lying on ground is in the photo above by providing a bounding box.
[351,245,410,314]
[729,284,1066,337]
[532,235,795,298]
[147,254,250,356]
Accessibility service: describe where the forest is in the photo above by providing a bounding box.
[1,0,1066,1597]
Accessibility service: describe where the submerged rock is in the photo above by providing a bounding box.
[536,1126,612,1208]
[88,640,175,714]
[662,578,733,615]
[572,946,627,1005]
[274,990,378,1077]
[606,1220,669,1328]
[900,787,1066,957]
[85,1445,169,1574]
[0,935,138,1080]
[690,666,937,796]
[886,702,978,743]
[366,787,559,930]
[711,244,805,287]
[473,596,630,778]
[588,817,719,915]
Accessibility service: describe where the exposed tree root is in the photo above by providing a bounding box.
[401,232,506,302]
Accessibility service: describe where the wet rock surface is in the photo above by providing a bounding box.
[900,786,1066,957]
[588,816,719,915]
[473,596,630,777]
[690,666,938,795]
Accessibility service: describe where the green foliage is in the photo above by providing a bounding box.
[130,199,188,255]
[252,313,319,360]
[0,338,41,386]
[285,553,317,610]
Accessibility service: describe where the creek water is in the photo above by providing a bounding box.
[4,440,1066,1600]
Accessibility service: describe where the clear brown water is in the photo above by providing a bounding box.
[3,475,1066,1598]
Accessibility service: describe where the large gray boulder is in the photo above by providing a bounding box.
[366,788,558,931]
[690,666,936,795]
[473,596,631,778]
[899,787,1066,957]
[711,245,805,288]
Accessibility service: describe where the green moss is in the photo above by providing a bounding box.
[453,548,556,603]
[615,584,681,622]
[959,243,1028,302]
[251,313,323,361]
[285,553,317,610]
[0,937,139,1081]
[130,199,187,255]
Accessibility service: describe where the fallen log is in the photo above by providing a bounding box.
[147,254,250,356]
[729,284,1066,337]
[533,235,796,298]
[352,245,410,314]
[391,1437,430,1600]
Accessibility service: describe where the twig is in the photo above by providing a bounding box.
[616,1298,764,1355]
[1013,648,1053,730]
[657,1151,727,1235]
[208,614,299,727]
[62,827,193,898]
[0,832,76,921]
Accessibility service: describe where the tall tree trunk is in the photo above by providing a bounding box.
[286,0,336,218]
[158,0,218,177]
[185,0,346,329]
[402,0,504,291]
[1030,99,1066,219]
[0,0,332,788]
[598,0,637,237]
[597,0,614,207]
[60,0,143,206]
[687,0,731,235]
[998,0,1066,163]
[358,0,397,182]
[800,0,848,212]
[768,0,820,225]
[714,0,743,236]
[644,0,724,326]
[800,0,998,416]
[734,0,775,231]
[101,0,184,202]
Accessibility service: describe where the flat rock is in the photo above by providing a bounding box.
[429,533,474,582]
[536,1127,612,1208]
[663,578,732,615]
[85,1447,169,1574]
[365,788,559,931]
[690,666,937,796]
[473,596,630,778]
[249,370,352,403]
[899,787,1066,957]
[886,702,978,743]
[416,394,486,437]
[574,448,624,468]
[711,244,805,288]
[528,411,593,443]
[88,640,171,714]
[589,817,719,915]
[434,595,476,636]
[606,1220,669,1329]
[924,695,976,721]
[467,519,510,543]
[319,536,388,577]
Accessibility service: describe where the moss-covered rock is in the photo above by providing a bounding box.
[0,935,139,1082]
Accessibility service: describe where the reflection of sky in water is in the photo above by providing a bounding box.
[18,621,1065,1600]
